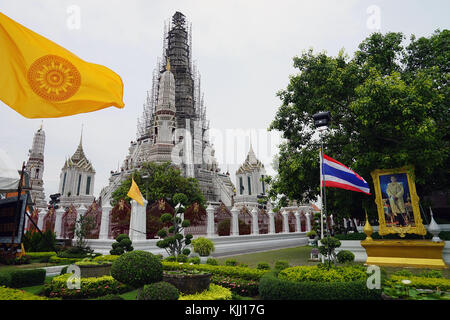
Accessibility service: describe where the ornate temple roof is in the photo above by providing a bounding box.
[236,144,264,174]
[63,134,95,173]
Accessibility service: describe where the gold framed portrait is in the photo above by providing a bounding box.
[371,166,426,237]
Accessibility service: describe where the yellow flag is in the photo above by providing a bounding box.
[127,177,144,207]
[0,12,124,118]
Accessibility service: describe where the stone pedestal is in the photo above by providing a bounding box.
[206,204,215,238]
[129,199,147,241]
[99,205,111,240]
[54,207,65,238]
[251,208,259,235]
[361,239,447,269]
[231,206,239,236]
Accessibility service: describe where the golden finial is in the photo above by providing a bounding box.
[363,210,373,241]
[166,58,171,71]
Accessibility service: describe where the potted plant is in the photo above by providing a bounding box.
[75,258,113,278]
[162,269,211,294]
[191,237,215,263]
[306,230,317,239]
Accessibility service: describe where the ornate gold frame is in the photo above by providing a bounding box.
[371,166,426,237]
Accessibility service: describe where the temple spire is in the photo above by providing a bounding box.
[166,58,171,72]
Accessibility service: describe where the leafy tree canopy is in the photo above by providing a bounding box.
[111,162,205,208]
[268,30,449,221]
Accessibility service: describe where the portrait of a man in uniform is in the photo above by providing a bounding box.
[380,173,414,227]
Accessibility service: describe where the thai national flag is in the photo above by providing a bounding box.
[321,154,371,195]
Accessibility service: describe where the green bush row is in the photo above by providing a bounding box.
[162,261,269,281]
[49,256,83,265]
[0,269,46,288]
[0,286,52,300]
[278,265,367,283]
[179,284,232,300]
[26,252,57,262]
[44,274,132,299]
[387,275,450,291]
[259,271,382,300]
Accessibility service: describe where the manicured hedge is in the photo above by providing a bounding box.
[26,252,57,262]
[259,271,382,300]
[93,255,121,263]
[0,286,52,300]
[0,273,11,287]
[0,269,46,288]
[279,265,367,283]
[162,261,268,281]
[387,275,450,291]
[179,284,232,300]
[49,256,83,264]
[44,274,132,299]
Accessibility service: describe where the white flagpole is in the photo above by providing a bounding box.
[319,146,324,240]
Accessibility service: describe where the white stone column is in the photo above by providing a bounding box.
[268,209,275,234]
[251,208,259,235]
[231,206,239,236]
[74,204,87,241]
[37,209,46,230]
[54,207,65,238]
[295,211,301,233]
[129,199,147,241]
[305,212,312,232]
[206,203,215,238]
[282,211,289,233]
[99,204,112,239]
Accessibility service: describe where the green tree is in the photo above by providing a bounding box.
[268,30,449,223]
[111,162,205,207]
[156,193,193,257]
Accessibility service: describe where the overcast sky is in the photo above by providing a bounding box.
[1,0,449,203]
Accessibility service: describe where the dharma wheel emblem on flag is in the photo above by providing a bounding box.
[27,55,81,101]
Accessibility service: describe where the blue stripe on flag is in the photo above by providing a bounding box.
[323,163,369,188]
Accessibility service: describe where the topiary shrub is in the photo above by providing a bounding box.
[110,234,133,255]
[176,254,188,263]
[257,262,271,270]
[7,269,46,288]
[274,260,290,271]
[206,258,218,266]
[188,256,201,265]
[140,281,179,300]
[225,259,238,266]
[164,256,177,262]
[319,236,341,266]
[191,237,215,257]
[110,251,162,289]
[337,250,355,264]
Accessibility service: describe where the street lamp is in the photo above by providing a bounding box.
[312,111,331,241]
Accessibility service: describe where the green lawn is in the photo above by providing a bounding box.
[215,246,317,268]
[119,289,138,300]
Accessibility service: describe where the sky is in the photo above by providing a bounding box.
[0,0,449,204]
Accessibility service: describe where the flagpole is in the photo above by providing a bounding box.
[319,146,324,240]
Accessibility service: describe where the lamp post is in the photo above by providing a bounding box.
[312,112,331,241]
